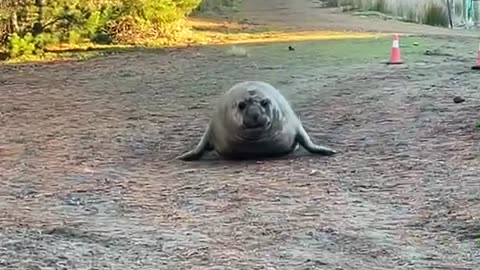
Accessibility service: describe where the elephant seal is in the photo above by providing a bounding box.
[177,81,336,161]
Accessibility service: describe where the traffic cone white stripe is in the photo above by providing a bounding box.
[392,40,399,48]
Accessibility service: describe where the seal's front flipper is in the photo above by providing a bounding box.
[177,150,204,161]
[176,125,213,161]
[296,125,336,156]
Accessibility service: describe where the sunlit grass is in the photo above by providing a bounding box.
[3,18,387,64]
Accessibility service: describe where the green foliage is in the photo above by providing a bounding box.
[194,0,239,14]
[7,33,37,58]
[42,1,123,43]
[1,0,202,59]
[118,0,201,35]
[68,29,84,44]
[6,32,57,58]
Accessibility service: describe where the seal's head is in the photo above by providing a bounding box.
[230,88,275,139]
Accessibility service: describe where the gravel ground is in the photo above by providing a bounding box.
[1,1,480,269]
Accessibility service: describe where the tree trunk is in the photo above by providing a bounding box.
[11,12,19,33]
[33,0,44,35]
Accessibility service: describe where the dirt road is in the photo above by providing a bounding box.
[1,1,480,270]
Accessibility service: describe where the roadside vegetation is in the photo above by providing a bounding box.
[0,0,242,62]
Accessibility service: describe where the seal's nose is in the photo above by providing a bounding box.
[256,114,268,125]
[243,105,267,128]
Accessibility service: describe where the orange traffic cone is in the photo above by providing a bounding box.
[387,33,403,65]
[471,42,480,70]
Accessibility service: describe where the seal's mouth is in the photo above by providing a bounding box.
[242,120,272,131]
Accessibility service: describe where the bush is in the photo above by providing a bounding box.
[194,0,238,14]
[107,0,200,43]
[1,0,202,59]
[6,32,58,58]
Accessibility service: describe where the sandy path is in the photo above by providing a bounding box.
[1,1,480,270]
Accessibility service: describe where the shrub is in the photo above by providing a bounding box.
[194,0,238,13]
[43,1,122,43]
[116,0,201,38]
[6,32,57,58]
[1,0,202,59]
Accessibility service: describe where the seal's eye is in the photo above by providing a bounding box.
[260,99,269,107]
[238,101,246,110]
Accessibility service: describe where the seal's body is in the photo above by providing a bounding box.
[177,81,336,161]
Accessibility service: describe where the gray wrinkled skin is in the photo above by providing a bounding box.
[177,81,336,161]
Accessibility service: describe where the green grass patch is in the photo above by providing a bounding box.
[238,36,435,66]
[194,36,438,104]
